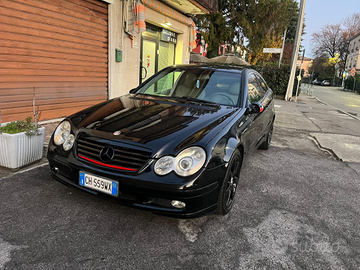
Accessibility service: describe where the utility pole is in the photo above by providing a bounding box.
[342,42,350,90]
[295,49,305,102]
[278,28,287,68]
[285,0,306,101]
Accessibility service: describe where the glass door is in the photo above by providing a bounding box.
[140,25,176,84]
[158,41,175,71]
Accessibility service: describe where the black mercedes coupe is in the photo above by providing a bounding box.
[47,64,275,218]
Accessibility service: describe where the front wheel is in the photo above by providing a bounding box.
[216,149,242,215]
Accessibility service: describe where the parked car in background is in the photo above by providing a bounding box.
[312,79,322,85]
[47,64,275,218]
[321,80,331,86]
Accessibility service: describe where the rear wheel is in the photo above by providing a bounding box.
[259,121,274,150]
[216,149,242,215]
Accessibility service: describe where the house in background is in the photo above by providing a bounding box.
[297,56,313,77]
[0,0,217,122]
[346,32,360,72]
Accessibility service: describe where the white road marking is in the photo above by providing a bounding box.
[178,217,208,242]
[274,105,282,108]
[13,162,49,175]
[0,238,27,269]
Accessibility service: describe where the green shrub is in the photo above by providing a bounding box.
[204,63,300,97]
[344,75,360,94]
[0,117,41,137]
[250,64,300,97]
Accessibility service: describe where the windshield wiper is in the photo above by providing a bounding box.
[175,96,216,104]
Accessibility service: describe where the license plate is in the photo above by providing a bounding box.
[79,172,118,196]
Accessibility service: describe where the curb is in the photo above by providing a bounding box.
[308,135,341,161]
[314,97,360,122]
[39,118,64,125]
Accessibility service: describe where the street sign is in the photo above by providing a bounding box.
[350,67,356,77]
[263,48,282,53]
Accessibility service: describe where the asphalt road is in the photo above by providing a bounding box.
[308,85,360,117]
[1,97,360,270]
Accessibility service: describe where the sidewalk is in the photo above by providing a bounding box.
[273,94,360,174]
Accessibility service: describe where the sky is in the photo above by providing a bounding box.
[301,0,360,58]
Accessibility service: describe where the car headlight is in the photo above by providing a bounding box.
[154,147,206,177]
[154,156,174,175]
[54,121,71,145]
[63,134,75,151]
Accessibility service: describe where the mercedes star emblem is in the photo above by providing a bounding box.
[99,146,115,162]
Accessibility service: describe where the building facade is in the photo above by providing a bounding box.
[297,56,313,77]
[0,0,217,123]
[346,32,360,72]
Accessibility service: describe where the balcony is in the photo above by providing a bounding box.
[161,0,218,14]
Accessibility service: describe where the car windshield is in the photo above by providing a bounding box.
[136,68,242,106]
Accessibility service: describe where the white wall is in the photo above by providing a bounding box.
[108,0,142,99]
[107,0,191,99]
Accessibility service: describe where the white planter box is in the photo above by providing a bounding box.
[0,123,45,169]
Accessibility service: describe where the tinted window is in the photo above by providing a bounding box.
[138,68,241,106]
[248,73,265,103]
[255,74,269,94]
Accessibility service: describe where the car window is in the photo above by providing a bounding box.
[137,68,242,106]
[141,70,182,95]
[248,73,265,103]
[255,74,268,94]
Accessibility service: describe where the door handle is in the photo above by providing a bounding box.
[141,66,147,80]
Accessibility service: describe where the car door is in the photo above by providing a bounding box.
[254,73,273,143]
[241,72,266,154]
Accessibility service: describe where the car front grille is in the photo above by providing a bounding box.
[76,136,152,172]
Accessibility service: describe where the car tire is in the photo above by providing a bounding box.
[259,120,274,150]
[215,149,242,215]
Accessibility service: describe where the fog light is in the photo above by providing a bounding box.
[171,200,186,209]
[53,167,59,173]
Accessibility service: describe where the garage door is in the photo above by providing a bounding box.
[0,0,108,123]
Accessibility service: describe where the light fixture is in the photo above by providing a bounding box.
[160,17,172,28]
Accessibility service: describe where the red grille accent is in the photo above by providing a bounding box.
[78,155,137,171]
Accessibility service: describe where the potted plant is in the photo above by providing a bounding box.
[0,87,45,169]
[0,117,45,169]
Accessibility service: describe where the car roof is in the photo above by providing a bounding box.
[169,64,247,74]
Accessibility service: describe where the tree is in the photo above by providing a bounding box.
[193,0,237,58]
[308,54,336,81]
[342,12,360,39]
[311,24,344,58]
[231,0,293,65]
[311,12,360,70]
[194,0,302,64]
[285,0,306,44]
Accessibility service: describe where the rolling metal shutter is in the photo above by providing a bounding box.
[0,0,108,123]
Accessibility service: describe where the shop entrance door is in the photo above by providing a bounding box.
[140,38,157,84]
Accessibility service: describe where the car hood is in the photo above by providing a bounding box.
[69,94,239,156]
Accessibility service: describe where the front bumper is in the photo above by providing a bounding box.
[47,150,227,218]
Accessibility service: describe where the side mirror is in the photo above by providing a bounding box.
[249,102,263,114]
[129,88,137,94]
